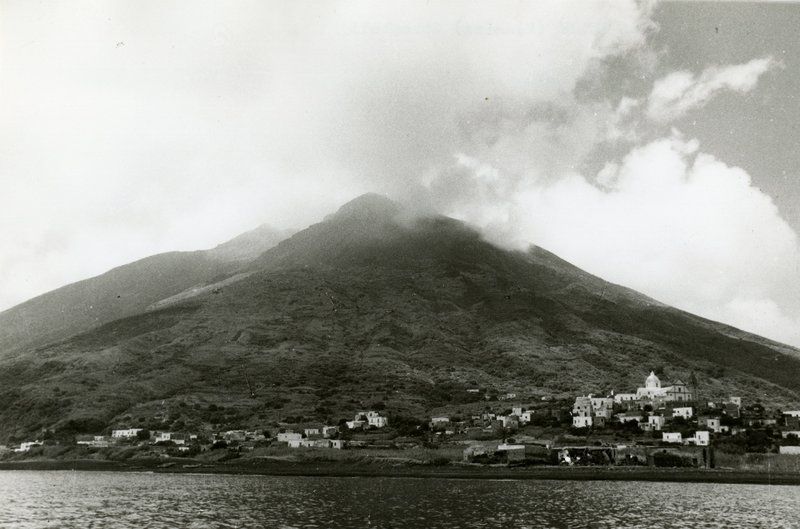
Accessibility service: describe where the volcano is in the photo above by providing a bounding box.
[0,193,798,440]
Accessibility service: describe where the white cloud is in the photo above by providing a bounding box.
[431,131,800,346]
[3,1,799,352]
[647,57,780,122]
[0,0,654,310]
[714,297,800,348]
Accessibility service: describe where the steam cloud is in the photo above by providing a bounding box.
[2,1,800,346]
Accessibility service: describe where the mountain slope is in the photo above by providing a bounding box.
[0,194,798,441]
[0,224,286,356]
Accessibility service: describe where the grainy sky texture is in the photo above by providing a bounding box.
[2,1,800,346]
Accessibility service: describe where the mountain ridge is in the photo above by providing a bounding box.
[0,223,287,356]
[0,194,798,441]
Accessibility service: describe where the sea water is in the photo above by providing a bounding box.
[0,471,798,528]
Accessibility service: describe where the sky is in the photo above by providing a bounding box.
[2,1,800,346]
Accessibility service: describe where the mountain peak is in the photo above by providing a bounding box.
[327,193,400,223]
[207,223,291,262]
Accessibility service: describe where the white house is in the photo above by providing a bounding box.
[662,432,682,444]
[304,428,321,437]
[614,393,637,404]
[590,397,614,418]
[15,441,42,452]
[77,435,110,448]
[779,446,800,455]
[430,417,450,426]
[672,407,693,419]
[573,416,592,428]
[497,443,526,461]
[687,431,709,446]
[368,416,388,428]
[223,430,247,442]
[170,433,189,445]
[572,396,592,417]
[322,426,339,438]
[781,431,800,439]
[245,430,265,441]
[277,432,302,443]
[705,418,722,433]
[645,415,665,431]
[154,432,188,445]
[350,411,388,429]
[112,428,143,439]
[497,415,519,429]
[617,413,642,424]
[153,432,174,443]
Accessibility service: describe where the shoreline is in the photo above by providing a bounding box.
[1,459,799,486]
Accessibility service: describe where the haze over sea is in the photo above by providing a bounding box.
[1,472,799,528]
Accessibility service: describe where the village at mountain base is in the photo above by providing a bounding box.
[3,372,800,472]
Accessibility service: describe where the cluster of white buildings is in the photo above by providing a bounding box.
[73,428,200,451]
[345,411,389,429]
[276,425,345,449]
[661,430,710,446]
[615,371,694,406]
[566,371,759,448]
[13,440,42,453]
[112,428,144,439]
[463,406,537,432]
[7,413,393,456]
[571,371,698,429]
[274,412,389,450]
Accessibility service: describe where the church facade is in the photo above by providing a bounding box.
[634,371,694,404]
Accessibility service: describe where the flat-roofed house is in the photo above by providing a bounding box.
[573,415,592,428]
[614,393,637,404]
[644,415,665,431]
[705,418,722,433]
[687,431,709,446]
[112,428,143,439]
[322,426,339,438]
[368,415,388,428]
[277,432,302,443]
[672,407,693,419]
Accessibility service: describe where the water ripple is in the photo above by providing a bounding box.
[0,472,798,528]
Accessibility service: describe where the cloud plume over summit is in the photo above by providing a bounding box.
[2,1,800,346]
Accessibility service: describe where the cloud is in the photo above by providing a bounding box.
[0,0,654,310]
[646,57,780,122]
[3,1,800,351]
[429,131,800,347]
[715,298,800,349]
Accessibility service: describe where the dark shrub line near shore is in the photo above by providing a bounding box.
[2,459,800,486]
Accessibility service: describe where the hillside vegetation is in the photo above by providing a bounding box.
[0,224,287,355]
[0,194,798,442]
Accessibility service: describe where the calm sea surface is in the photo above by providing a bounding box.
[0,471,799,528]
